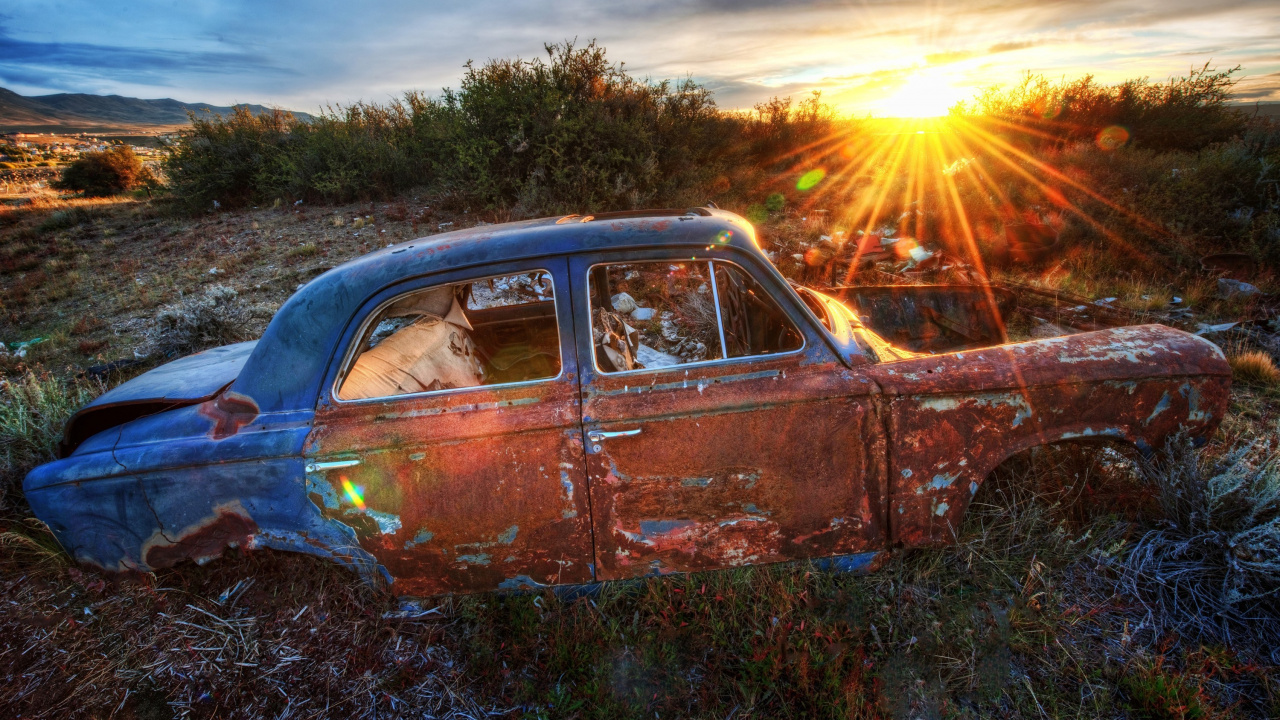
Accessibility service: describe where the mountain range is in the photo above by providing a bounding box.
[0,88,311,133]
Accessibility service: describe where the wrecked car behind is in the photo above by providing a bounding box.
[24,209,1231,595]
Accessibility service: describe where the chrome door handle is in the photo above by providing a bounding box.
[587,428,642,442]
[306,459,362,473]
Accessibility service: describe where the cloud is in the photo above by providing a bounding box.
[0,26,292,95]
[1233,70,1280,99]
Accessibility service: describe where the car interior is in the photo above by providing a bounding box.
[588,259,802,373]
[338,271,561,400]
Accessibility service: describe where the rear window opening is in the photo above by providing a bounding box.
[338,271,561,401]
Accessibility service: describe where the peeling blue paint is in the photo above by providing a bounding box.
[497,525,519,544]
[1144,391,1171,425]
[639,519,697,536]
[403,528,434,549]
[363,509,402,535]
[929,472,959,491]
[456,553,491,565]
[498,574,546,590]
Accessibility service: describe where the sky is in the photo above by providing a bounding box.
[2,0,1278,117]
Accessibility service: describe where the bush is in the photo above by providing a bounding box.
[954,63,1248,153]
[53,146,155,197]
[1123,435,1280,658]
[163,40,842,215]
[0,370,101,509]
[164,107,299,210]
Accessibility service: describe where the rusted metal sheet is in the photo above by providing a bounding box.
[867,324,1231,546]
[306,377,595,596]
[834,284,1015,353]
[579,339,887,580]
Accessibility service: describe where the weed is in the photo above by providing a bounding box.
[76,339,107,355]
[286,242,319,260]
[1121,658,1208,720]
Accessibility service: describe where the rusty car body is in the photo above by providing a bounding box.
[25,208,1231,596]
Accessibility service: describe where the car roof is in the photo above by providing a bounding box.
[231,208,765,413]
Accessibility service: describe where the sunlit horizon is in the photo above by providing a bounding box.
[1,1,1277,114]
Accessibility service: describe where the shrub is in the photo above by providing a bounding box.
[162,41,842,215]
[0,370,101,508]
[53,146,154,197]
[152,284,252,357]
[1123,435,1280,658]
[164,107,299,210]
[954,63,1247,153]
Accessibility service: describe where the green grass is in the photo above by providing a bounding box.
[0,369,101,508]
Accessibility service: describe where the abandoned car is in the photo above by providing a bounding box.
[25,208,1231,595]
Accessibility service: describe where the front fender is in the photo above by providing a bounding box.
[866,325,1230,546]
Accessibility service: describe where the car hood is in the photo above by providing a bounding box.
[60,341,258,457]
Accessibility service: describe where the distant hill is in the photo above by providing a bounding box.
[0,88,311,133]
[1233,101,1280,119]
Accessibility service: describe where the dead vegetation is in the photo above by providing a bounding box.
[150,284,262,358]
[1124,435,1280,659]
[0,524,498,719]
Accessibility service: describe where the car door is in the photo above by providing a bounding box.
[570,248,888,580]
[305,258,594,595]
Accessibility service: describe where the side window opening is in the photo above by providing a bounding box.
[588,260,802,374]
[338,271,560,400]
[714,263,803,357]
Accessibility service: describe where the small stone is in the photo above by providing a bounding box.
[611,292,637,314]
[631,307,656,321]
[1218,278,1260,299]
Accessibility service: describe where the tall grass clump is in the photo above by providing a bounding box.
[1124,435,1280,659]
[0,370,101,508]
[1228,350,1280,388]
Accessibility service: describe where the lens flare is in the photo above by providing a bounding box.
[341,477,366,510]
[1095,125,1129,151]
[716,230,732,243]
[797,169,826,190]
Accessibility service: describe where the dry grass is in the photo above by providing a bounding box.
[0,524,499,719]
[1230,350,1280,388]
[151,284,256,358]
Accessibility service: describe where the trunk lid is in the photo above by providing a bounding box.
[60,341,258,457]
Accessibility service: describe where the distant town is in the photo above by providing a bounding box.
[0,131,171,167]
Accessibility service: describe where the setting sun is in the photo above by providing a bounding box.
[866,71,970,117]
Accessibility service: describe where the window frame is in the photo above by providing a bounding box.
[584,257,806,378]
[329,268,564,404]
